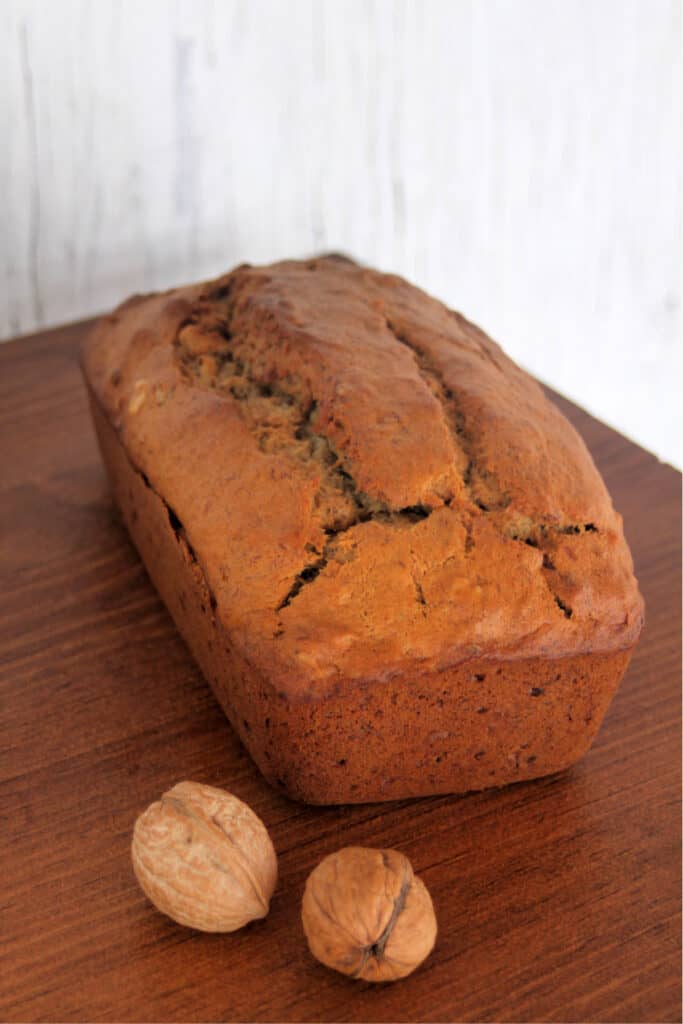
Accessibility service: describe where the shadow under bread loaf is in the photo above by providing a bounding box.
[81,255,644,804]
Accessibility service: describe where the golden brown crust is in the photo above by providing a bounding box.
[87,390,635,802]
[82,255,643,700]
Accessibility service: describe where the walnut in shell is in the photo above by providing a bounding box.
[131,781,277,932]
[301,846,437,982]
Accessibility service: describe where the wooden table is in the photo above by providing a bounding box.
[1,321,680,1024]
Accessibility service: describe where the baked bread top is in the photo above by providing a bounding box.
[82,255,643,696]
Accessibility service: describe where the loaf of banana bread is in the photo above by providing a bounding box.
[81,255,643,803]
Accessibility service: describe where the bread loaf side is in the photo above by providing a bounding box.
[82,255,643,802]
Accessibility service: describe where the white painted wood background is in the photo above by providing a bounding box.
[2,0,681,466]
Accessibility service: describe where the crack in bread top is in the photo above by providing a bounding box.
[82,255,644,692]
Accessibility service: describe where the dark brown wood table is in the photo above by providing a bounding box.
[1,321,680,1024]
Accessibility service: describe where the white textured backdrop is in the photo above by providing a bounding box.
[2,0,681,466]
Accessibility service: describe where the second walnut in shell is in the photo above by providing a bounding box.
[302,846,437,982]
[132,780,277,932]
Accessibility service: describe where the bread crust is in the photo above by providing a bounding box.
[82,256,643,802]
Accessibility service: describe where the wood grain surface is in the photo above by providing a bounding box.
[0,320,680,1023]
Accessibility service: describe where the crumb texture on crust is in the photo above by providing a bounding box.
[82,256,643,693]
